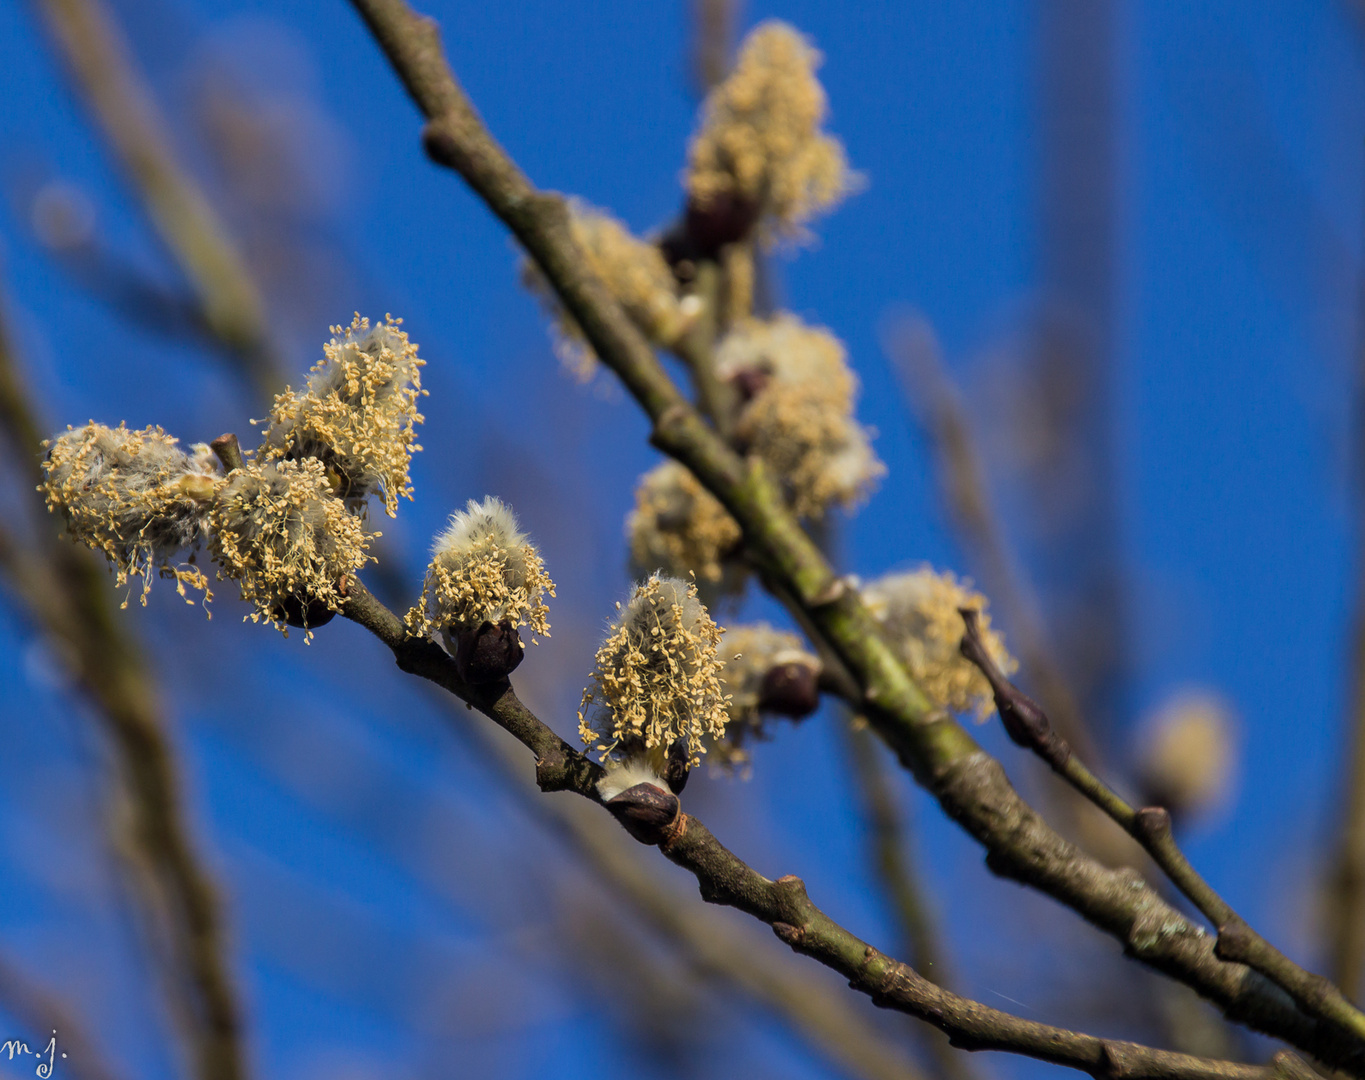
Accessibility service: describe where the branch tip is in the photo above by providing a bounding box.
[209,432,245,473]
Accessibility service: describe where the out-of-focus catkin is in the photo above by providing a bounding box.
[711,623,821,771]
[686,21,856,241]
[261,314,424,516]
[1134,691,1237,821]
[579,574,729,768]
[208,457,371,636]
[409,496,555,642]
[626,460,742,583]
[716,315,883,518]
[862,567,1015,719]
[525,201,700,380]
[39,421,219,604]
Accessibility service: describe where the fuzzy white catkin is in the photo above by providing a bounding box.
[596,758,671,802]
[686,20,858,240]
[716,315,883,518]
[261,314,425,517]
[409,496,555,640]
[862,567,1014,720]
[208,457,372,636]
[579,574,730,768]
[40,422,220,603]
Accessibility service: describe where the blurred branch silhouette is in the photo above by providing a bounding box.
[842,717,981,1080]
[0,292,244,1080]
[32,0,281,396]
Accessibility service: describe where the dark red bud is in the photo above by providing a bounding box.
[664,739,690,795]
[606,782,681,845]
[959,607,1069,768]
[659,193,762,271]
[731,368,770,404]
[454,620,524,685]
[273,594,336,630]
[760,662,820,719]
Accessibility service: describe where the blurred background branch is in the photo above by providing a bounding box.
[0,290,244,1080]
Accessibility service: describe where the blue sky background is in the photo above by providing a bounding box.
[0,1,1362,1078]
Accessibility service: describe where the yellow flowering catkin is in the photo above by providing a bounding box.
[260,314,424,517]
[39,421,219,605]
[626,460,742,583]
[862,567,1015,720]
[717,315,883,518]
[686,21,856,240]
[408,496,555,640]
[579,574,730,768]
[208,457,372,637]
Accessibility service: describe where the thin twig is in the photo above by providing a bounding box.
[1330,568,1365,1000]
[959,609,1365,1049]
[0,299,245,1080]
[690,0,738,94]
[884,318,1093,760]
[342,2,1365,1068]
[339,574,1310,1080]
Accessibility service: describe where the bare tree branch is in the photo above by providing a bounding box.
[843,717,983,1080]
[455,704,930,1080]
[690,0,738,94]
[341,1,1365,1068]
[337,573,1313,1080]
[959,610,1365,1050]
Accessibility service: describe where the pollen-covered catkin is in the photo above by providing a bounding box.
[711,623,821,770]
[686,21,856,241]
[261,314,424,516]
[626,460,742,583]
[40,422,219,604]
[716,315,883,518]
[579,574,730,768]
[208,457,371,636]
[409,496,555,641]
[525,201,698,380]
[862,567,1015,720]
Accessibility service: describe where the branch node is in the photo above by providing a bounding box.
[810,576,850,607]
[1214,919,1253,964]
[659,810,689,852]
[1132,806,1172,842]
[651,403,693,447]
[421,122,462,170]
[1098,1040,1137,1080]
[1269,1052,1319,1080]
[959,607,1070,766]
